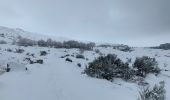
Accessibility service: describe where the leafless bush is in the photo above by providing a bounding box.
[138,81,166,100]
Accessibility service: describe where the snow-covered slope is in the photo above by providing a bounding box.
[0,26,69,43]
[0,45,170,100]
[0,26,170,100]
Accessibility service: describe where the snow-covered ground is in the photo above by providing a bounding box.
[0,27,170,100]
[0,44,170,100]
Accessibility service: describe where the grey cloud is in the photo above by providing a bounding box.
[0,0,170,46]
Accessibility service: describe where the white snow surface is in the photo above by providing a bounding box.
[0,44,169,100]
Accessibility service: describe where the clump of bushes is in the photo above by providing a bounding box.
[24,58,43,64]
[63,40,95,50]
[152,43,170,50]
[76,54,85,59]
[94,49,100,54]
[6,48,12,52]
[77,63,81,67]
[17,37,37,46]
[113,45,133,52]
[35,59,43,64]
[17,37,95,50]
[60,54,70,58]
[26,53,35,57]
[40,51,47,56]
[37,39,47,47]
[84,54,134,81]
[138,81,166,100]
[65,58,72,62]
[98,44,133,52]
[15,48,25,53]
[133,56,161,77]
[159,43,170,50]
[119,46,133,52]
[84,54,161,82]
[98,44,112,48]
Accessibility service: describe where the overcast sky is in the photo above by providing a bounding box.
[0,0,170,46]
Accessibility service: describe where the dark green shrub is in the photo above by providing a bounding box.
[36,59,43,64]
[84,54,134,81]
[65,58,72,62]
[40,51,47,56]
[77,63,81,67]
[133,56,161,77]
[15,48,25,53]
[76,54,85,59]
[6,48,12,52]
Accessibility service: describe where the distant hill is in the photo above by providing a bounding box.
[151,43,170,50]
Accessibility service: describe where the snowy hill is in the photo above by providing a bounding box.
[0,26,69,44]
[0,26,170,100]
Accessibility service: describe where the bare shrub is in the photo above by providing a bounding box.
[138,81,166,100]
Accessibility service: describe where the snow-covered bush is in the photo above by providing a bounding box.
[159,43,170,50]
[17,37,37,46]
[40,51,47,56]
[37,39,47,47]
[24,58,43,64]
[98,44,112,48]
[60,54,70,58]
[138,81,166,100]
[46,38,54,47]
[35,59,43,64]
[152,43,170,50]
[53,41,63,48]
[15,48,25,53]
[76,54,85,59]
[84,54,134,81]
[77,63,81,67]
[16,36,95,50]
[6,48,13,52]
[65,58,72,62]
[79,49,85,54]
[0,40,7,44]
[119,46,133,52]
[127,58,132,63]
[94,49,100,54]
[26,53,35,57]
[63,40,95,50]
[133,56,161,77]
[87,42,96,50]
